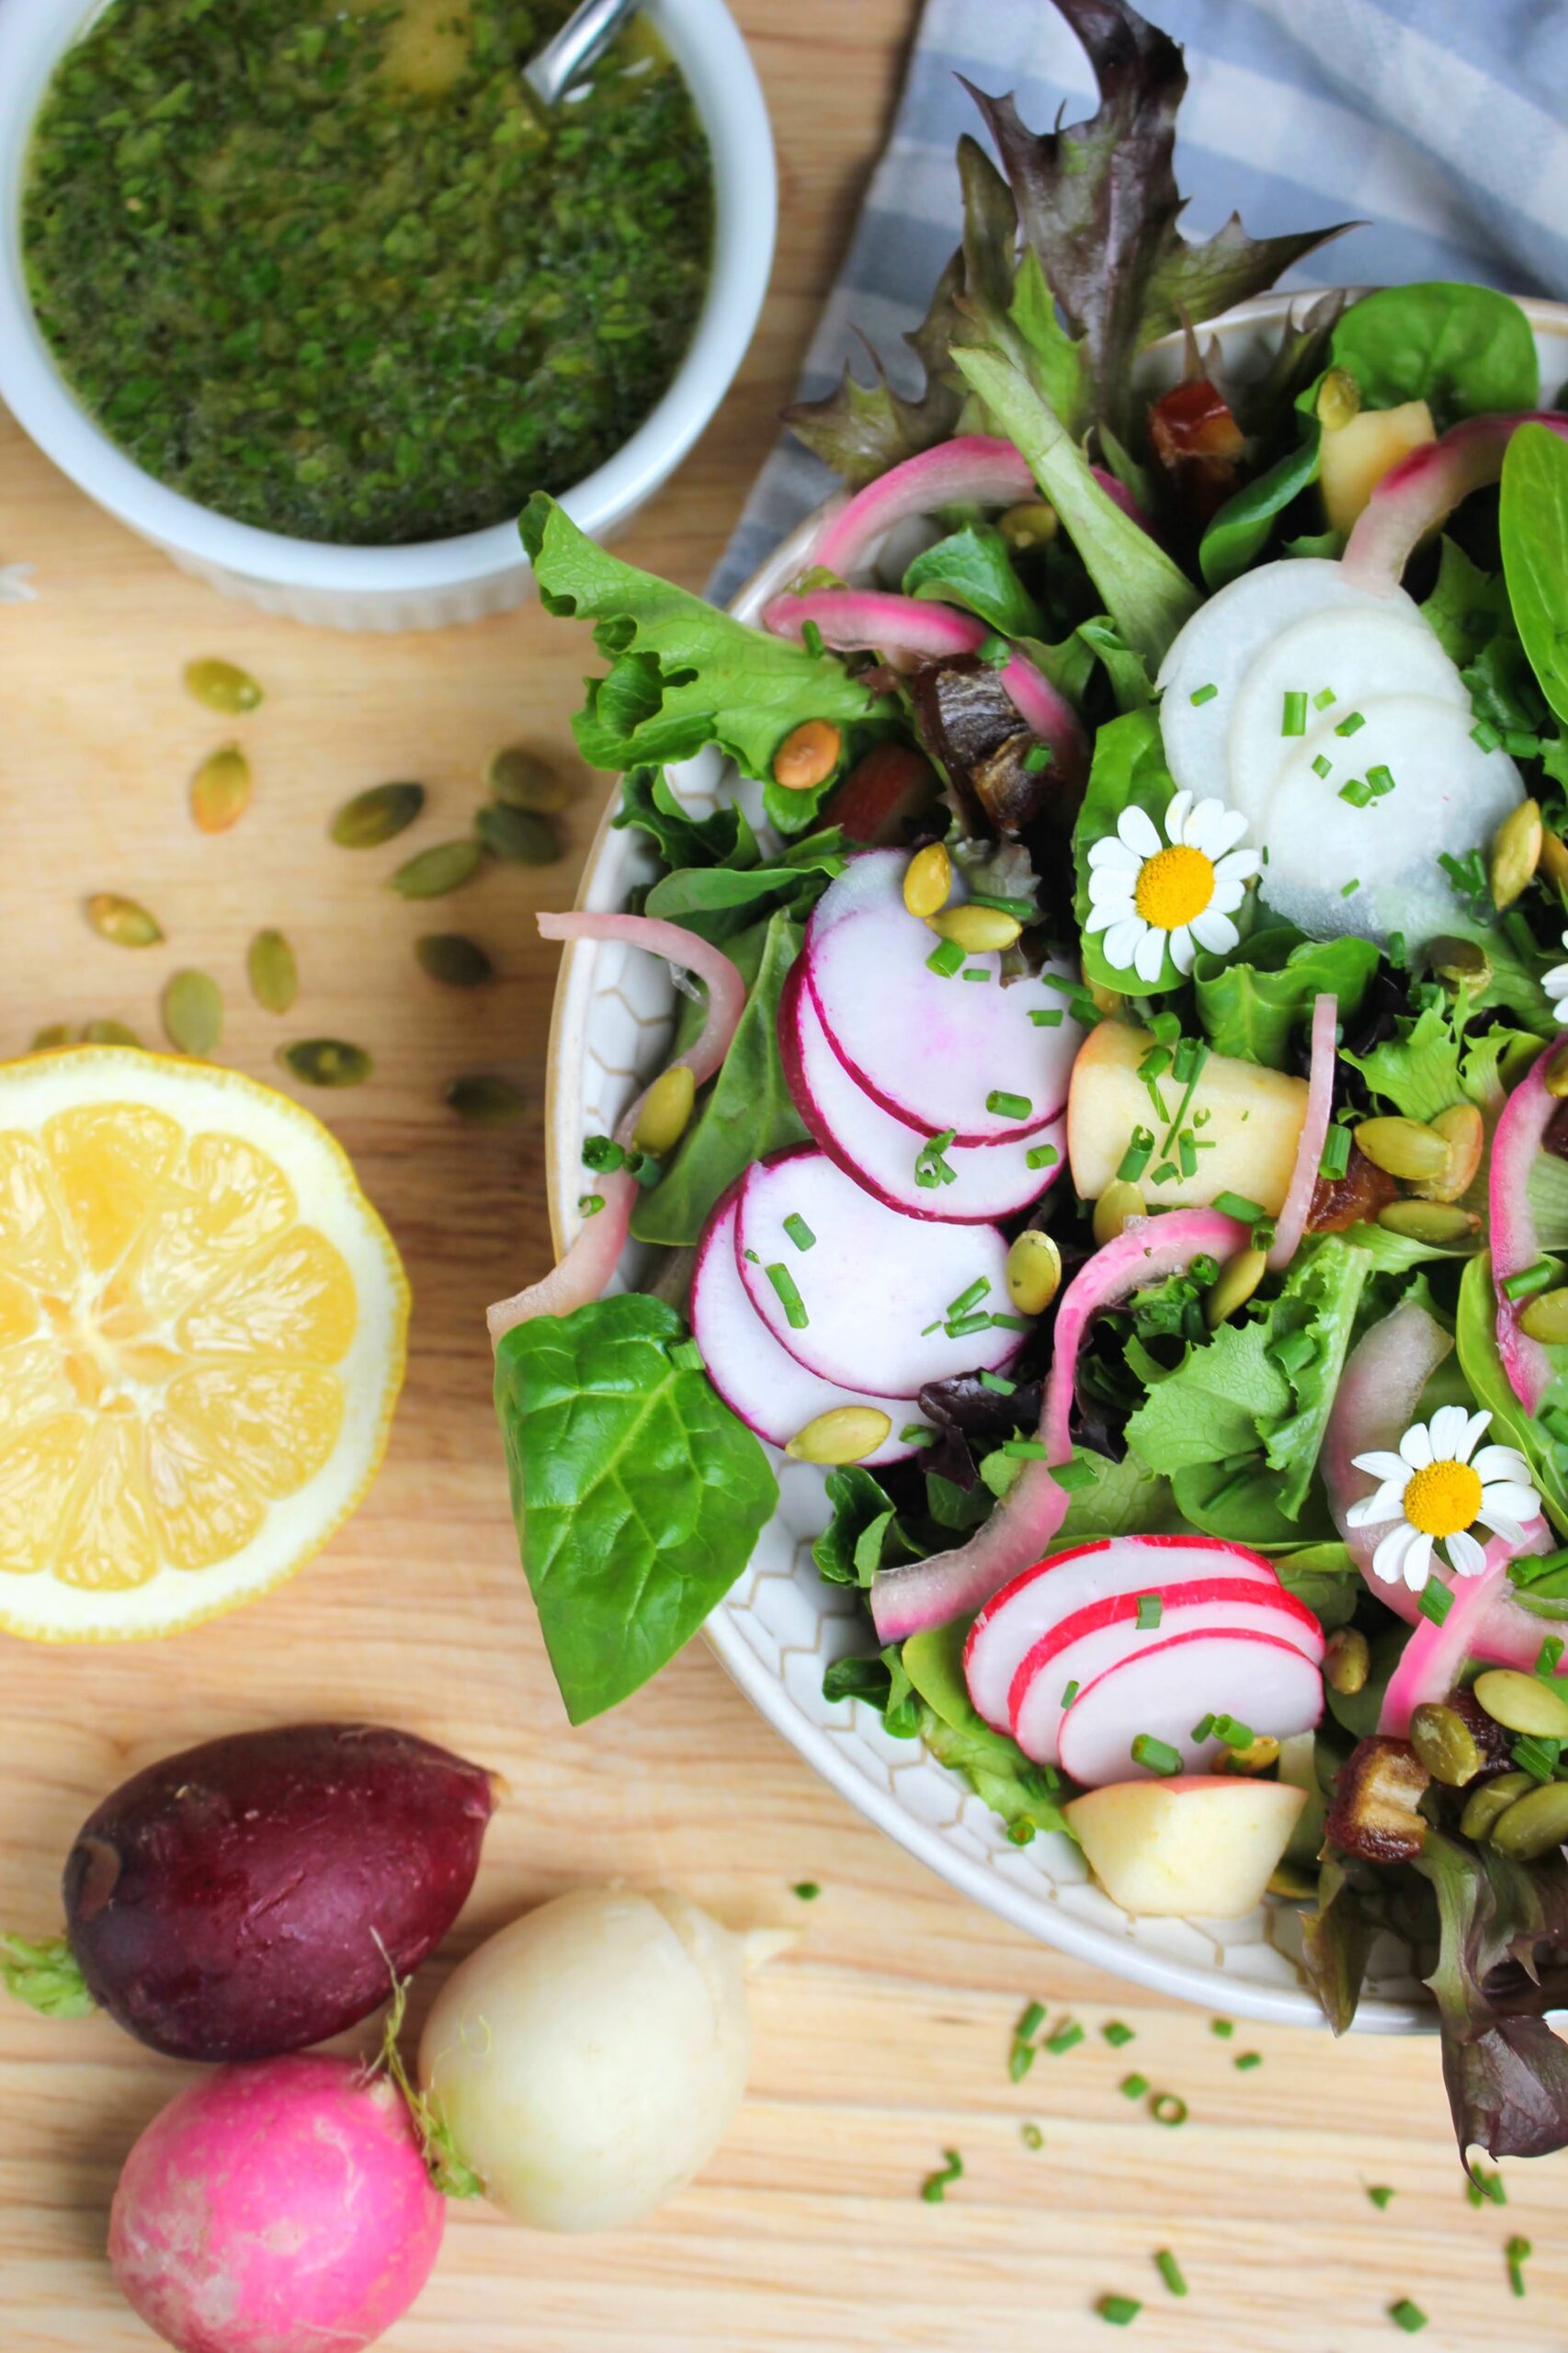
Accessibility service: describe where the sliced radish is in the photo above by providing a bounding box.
[1490,1042,1559,1417]
[810,437,1039,577]
[689,1193,925,1466]
[1013,1584,1324,1767]
[734,1148,1018,1392]
[1379,1559,1508,1739]
[1343,411,1568,596]
[1268,993,1338,1271]
[1054,1629,1324,1789]
[764,589,986,667]
[779,961,1065,1222]
[804,851,1082,1142]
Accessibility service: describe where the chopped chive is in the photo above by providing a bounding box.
[1335,709,1366,737]
[947,1276,991,1319]
[782,1213,816,1253]
[1536,1635,1565,1677]
[1010,2044,1037,2086]
[1312,686,1336,710]
[1096,2295,1141,2327]
[1318,1124,1352,1180]
[1102,2020,1136,2048]
[1131,1733,1183,1777]
[1502,1257,1556,1301]
[1020,2120,1044,2149]
[1312,752,1333,779]
[1177,1130,1198,1178]
[792,1881,820,1900]
[920,1319,943,1336]
[1003,1438,1049,1460]
[1213,1714,1255,1750]
[1233,2051,1263,2072]
[1189,683,1218,706]
[1368,2185,1395,2210]
[743,1248,759,1264]
[977,631,1009,666]
[1119,2071,1149,2098]
[1015,1999,1047,2042]
[1270,1327,1318,1376]
[1338,777,1373,808]
[969,892,1036,922]
[578,1191,606,1216]
[1023,744,1053,773]
[986,1089,1033,1121]
[1281,689,1308,736]
[926,938,965,978]
[1340,879,1359,897]
[1150,2093,1187,2127]
[990,1311,1033,1333]
[1045,2019,1085,2055]
[1210,2018,1233,2039]
[915,1131,958,1189]
[1511,1733,1561,1781]
[801,620,824,659]
[901,1423,936,1445]
[946,1312,993,1339]
[1506,2234,1531,2298]
[920,2149,963,2203]
[1417,1579,1453,1625]
[1050,1456,1095,1488]
[765,1263,809,1330]
[1026,1142,1060,1170]
[1366,763,1396,799]
[1213,1190,1266,1224]
[961,965,991,983]
[1190,1714,1217,1743]
[1117,1124,1155,1183]
[979,1370,1017,1395]
[1389,2300,1427,2335]
[1062,1679,1081,1708]
[1471,717,1503,753]
[1138,1043,1173,1083]
[1150,1161,1179,1186]
[1135,1594,1163,1631]
[1504,728,1540,759]
[1029,1006,1063,1027]
[582,1133,626,1172]
[666,1338,704,1370]
[1153,2251,1187,2299]
[1467,2165,1506,2207]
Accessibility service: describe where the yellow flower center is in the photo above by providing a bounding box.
[1133,843,1215,931]
[1403,1459,1483,1540]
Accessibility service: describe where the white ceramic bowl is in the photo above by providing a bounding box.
[0,0,774,631]
[549,290,1568,2028]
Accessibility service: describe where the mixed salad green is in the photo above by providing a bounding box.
[494,0,1568,2163]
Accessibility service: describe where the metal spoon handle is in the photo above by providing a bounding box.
[524,0,642,108]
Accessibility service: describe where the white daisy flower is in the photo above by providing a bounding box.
[1541,928,1568,1026]
[1082,790,1262,985]
[1344,1405,1542,1592]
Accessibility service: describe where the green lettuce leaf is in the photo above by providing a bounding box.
[903,1620,1074,1840]
[1271,1542,1360,1632]
[613,763,755,871]
[903,523,1046,639]
[1455,1251,1568,1537]
[1261,1237,1372,1518]
[1193,926,1378,1068]
[1199,429,1322,591]
[1421,536,1511,670]
[1125,1318,1290,1476]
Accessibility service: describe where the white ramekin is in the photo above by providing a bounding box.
[0,0,775,631]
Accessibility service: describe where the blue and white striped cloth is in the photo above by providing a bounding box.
[710,0,1568,605]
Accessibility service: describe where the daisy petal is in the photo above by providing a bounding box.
[1086,868,1136,906]
[1371,1522,1418,1584]
[1087,835,1140,870]
[1471,1444,1530,1485]
[1478,1480,1542,1522]
[1476,1508,1528,1548]
[1428,1403,1473,1462]
[1540,962,1568,994]
[1188,908,1239,956]
[1133,924,1167,985]
[1101,915,1144,971]
[1447,1528,1486,1577]
[1165,790,1193,844]
[1399,1421,1435,1470]
[1167,925,1199,976]
[1207,872,1250,916]
[1118,805,1162,860]
[1346,1489,1402,1529]
[1400,1533,1435,1592]
[1352,1450,1410,1483]
[1213,847,1264,885]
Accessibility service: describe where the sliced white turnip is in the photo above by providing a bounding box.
[735,1148,1019,1392]
[805,850,1081,1142]
[779,962,1066,1223]
[1055,1628,1324,1790]
[689,1194,926,1467]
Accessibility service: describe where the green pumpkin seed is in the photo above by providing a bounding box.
[1375,1199,1479,1245]
[1472,1667,1568,1740]
[484,746,573,813]
[1314,367,1362,431]
[415,934,494,989]
[30,1023,75,1051]
[161,969,222,1058]
[331,781,426,849]
[474,804,562,866]
[1006,1229,1062,1316]
[1489,797,1542,912]
[926,904,1022,953]
[86,892,164,948]
[190,744,252,834]
[1426,935,1491,995]
[1205,1245,1269,1330]
[1093,1180,1145,1246]
[1324,1626,1369,1696]
[1460,1770,1533,1842]
[786,1406,893,1465]
[1353,1116,1449,1182]
[184,657,262,714]
[247,929,299,1014]
[391,839,483,899]
[1487,1780,1568,1861]
[1519,1286,1568,1345]
[1545,1040,1568,1100]
[280,1038,372,1088]
[448,1073,526,1125]
[1409,1702,1483,1788]
[82,1019,142,1048]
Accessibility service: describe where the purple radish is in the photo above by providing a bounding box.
[1342,410,1568,593]
[779,961,1064,1222]
[1054,1628,1324,1789]
[804,851,1082,1142]
[690,1190,926,1465]
[735,1148,1019,1392]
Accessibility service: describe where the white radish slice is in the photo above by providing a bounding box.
[1012,1584,1325,1766]
[1258,695,1521,947]
[1055,1630,1324,1790]
[805,850,1082,1142]
[690,1194,926,1467]
[963,1535,1279,1731]
[735,1148,1019,1391]
[1224,605,1470,834]
[779,962,1066,1223]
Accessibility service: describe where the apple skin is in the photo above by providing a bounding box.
[1067,1020,1308,1212]
[1319,399,1437,535]
[1064,1775,1307,1919]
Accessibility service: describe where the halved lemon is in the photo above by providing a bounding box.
[0,1048,408,1641]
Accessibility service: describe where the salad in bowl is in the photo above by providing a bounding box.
[494,0,1568,2164]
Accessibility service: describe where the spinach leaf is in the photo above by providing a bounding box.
[644,840,845,926]
[1072,708,1181,991]
[1501,421,1568,730]
[494,1293,777,1722]
[1125,1319,1290,1477]
[614,763,756,871]
[1055,1446,1191,1540]
[1300,1855,1382,2036]
[1171,1453,1335,1548]
[1074,617,1153,712]
[631,912,808,1247]
[1329,283,1539,426]
[903,523,1046,639]
[1193,926,1377,1068]
[1456,1251,1568,1537]
[1199,429,1322,590]
[811,1462,923,1586]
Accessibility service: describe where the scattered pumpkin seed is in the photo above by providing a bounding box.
[161,969,222,1058]
[903,843,952,920]
[1520,1285,1568,1344]
[1489,797,1543,912]
[1545,1040,1568,1100]
[331,781,426,849]
[771,718,842,792]
[1410,1103,1484,1204]
[1409,1702,1483,1788]
[1472,1668,1568,1741]
[926,904,1022,953]
[280,1038,372,1088]
[1218,1733,1280,1775]
[1426,935,1491,995]
[1093,1180,1146,1246]
[247,928,299,1014]
[189,743,252,834]
[1375,1199,1480,1245]
[786,1407,893,1465]
[484,746,573,813]
[633,1063,696,1155]
[475,804,562,866]
[448,1073,526,1125]
[1006,1229,1062,1316]
[1205,1245,1269,1329]
[998,501,1058,550]
[1353,1116,1449,1182]
[1460,1771,1532,1844]
[1540,829,1568,896]
[30,1023,75,1050]
[184,656,262,714]
[86,892,163,949]
[1315,367,1362,430]
[1487,1780,1568,1861]
[82,1018,142,1047]
[415,934,494,989]
[1324,1627,1369,1696]
[391,839,483,899]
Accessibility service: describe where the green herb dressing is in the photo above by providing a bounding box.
[24,0,712,543]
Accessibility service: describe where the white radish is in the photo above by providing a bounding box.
[1054,1628,1324,1789]
[689,1193,926,1465]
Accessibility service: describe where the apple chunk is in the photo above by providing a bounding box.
[1067,1020,1308,1211]
[1319,399,1436,536]
[1065,1775,1306,1919]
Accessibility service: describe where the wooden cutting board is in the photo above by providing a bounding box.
[0,6,1563,2345]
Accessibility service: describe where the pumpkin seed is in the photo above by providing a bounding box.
[926,904,1022,953]
[474,804,562,866]
[1460,1770,1533,1843]
[1219,1734,1280,1775]
[633,1064,696,1156]
[772,719,842,792]
[189,744,252,834]
[1006,1229,1062,1316]
[280,1038,372,1088]
[448,1073,526,1125]
[1205,1245,1269,1329]
[1353,1116,1449,1182]
[1093,1180,1145,1246]
[331,781,426,849]
[1375,1199,1480,1245]
[247,928,299,1014]
[1489,797,1542,912]
[86,892,163,949]
[415,934,494,989]
[1472,1668,1568,1741]
[391,839,483,899]
[1324,1626,1369,1696]
[1487,1780,1568,1861]
[1409,1702,1483,1788]
[82,1018,142,1048]
[903,843,952,920]
[1315,367,1362,430]
[786,1406,893,1465]
[998,501,1058,551]
[1426,935,1491,995]
[1546,1040,1568,1100]
[1519,1285,1568,1345]
[161,969,222,1058]
[30,1023,75,1050]
[484,746,573,813]
[1410,1103,1485,1205]
[184,656,262,714]
[1540,828,1568,895]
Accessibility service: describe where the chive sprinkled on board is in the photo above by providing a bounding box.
[1210,2018,1233,2039]
[1150,2093,1187,2127]
[1368,2185,1395,2210]
[792,1881,820,1901]
[1045,2018,1085,2055]
[1233,2051,1263,2072]
[1096,2295,1142,2326]
[1506,2234,1531,2297]
[1388,2298,1428,2334]
[920,2149,963,2203]
[1021,2121,1044,2149]
[1102,2020,1135,2047]
[1153,2252,1187,2298]
[1119,2072,1149,2098]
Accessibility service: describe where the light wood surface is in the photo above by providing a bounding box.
[1,6,1564,2347]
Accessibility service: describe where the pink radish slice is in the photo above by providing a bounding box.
[1379,1558,1509,1738]
[810,437,1039,576]
[690,1192,925,1465]
[1268,993,1338,1269]
[805,851,1082,1142]
[779,961,1065,1222]
[488,913,747,1345]
[964,1535,1280,1730]
[764,589,987,666]
[870,1207,1248,1642]
[996,654,1091,793]
[1055,1629,1324,1789]
[1343,412,1568,595]
[735,1147,1018,1392]
[1489,1042,1558,1416]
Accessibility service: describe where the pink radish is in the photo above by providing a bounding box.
[779,961,1065,1222]
[1054,1629,1324,1789]
[1343,411,1568,595]
[689,1190,925,1464]
[870,1208,1248,1641]
[1380,1559,1509,1738]
[488,912,747,1344]
[804,850,1082,1142]
[810,437,1038,574]
[1489,1040,1558,1416]
[735,1148,1019,1391]
[108,2055,445,2353]
[1268,993,1338,1269]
